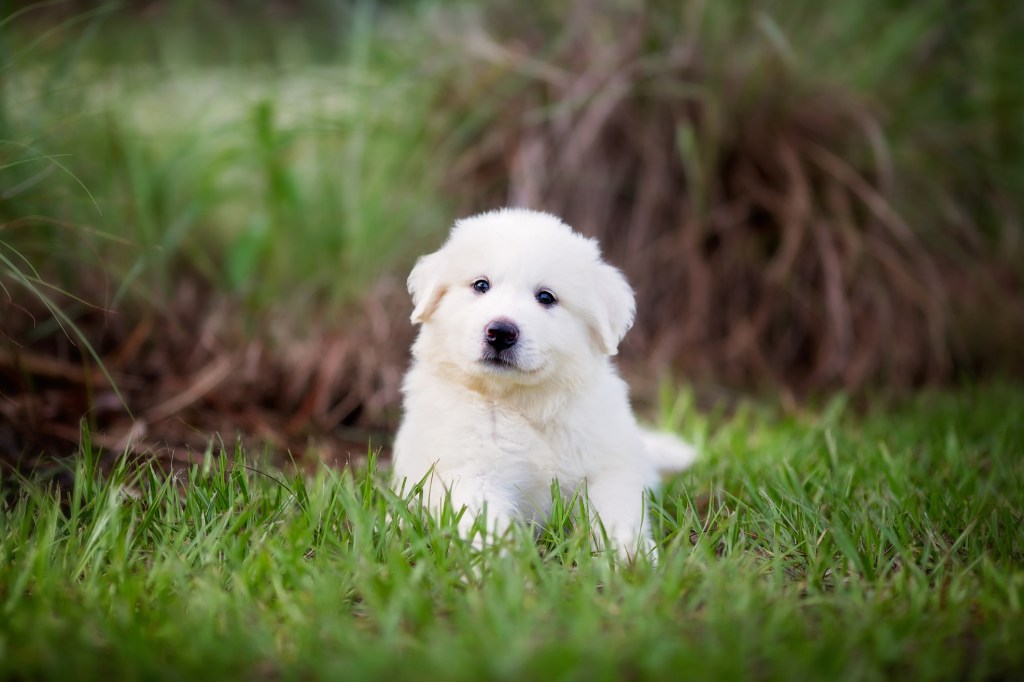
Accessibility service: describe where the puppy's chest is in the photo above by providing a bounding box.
[481,404,582,473]
[481,404,547,457]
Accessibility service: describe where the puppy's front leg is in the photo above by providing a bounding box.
[426,470,517,550]
[584,474,655,562]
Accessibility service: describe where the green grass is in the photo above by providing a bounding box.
[4,0,1020,318]
[2,3,455,312]
[3,384,1022,680]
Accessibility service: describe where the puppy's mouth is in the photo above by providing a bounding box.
[480,352,521,371]
[478,349,536,374]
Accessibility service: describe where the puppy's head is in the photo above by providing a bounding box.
[407,209,635,389]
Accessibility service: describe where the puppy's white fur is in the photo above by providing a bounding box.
[392,208,695,559]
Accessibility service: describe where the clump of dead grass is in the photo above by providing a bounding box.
[439,1,1024,397]
[0,275,412,469]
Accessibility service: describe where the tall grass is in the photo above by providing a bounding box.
[2,1,1022,463]
[441,0,1024,391]
[2,384,1023,679]
[3,1,1021,358]
[1,2,453,314]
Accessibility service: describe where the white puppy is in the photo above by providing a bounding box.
[392,208,695,560]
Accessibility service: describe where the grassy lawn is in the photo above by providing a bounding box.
[2,384,1022,680]
[2,3,1022,680]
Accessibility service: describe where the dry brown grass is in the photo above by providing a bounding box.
[0,276,412,468]
[438,4,1024,398]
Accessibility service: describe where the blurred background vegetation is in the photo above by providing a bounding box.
[1,0,1022,466]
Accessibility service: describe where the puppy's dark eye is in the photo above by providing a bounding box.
[472,278,490,294]
[536,290,557,307]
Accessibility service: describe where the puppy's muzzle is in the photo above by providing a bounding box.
[484,319,519,352]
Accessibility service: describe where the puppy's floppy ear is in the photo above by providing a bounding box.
[591,262,636,355]
[407,251,447,324]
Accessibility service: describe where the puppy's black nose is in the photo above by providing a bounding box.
[484,320,519,351]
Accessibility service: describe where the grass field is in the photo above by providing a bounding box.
[2,383,1022,680]
[2,3,1023,678]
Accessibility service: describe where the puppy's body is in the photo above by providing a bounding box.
[392,209,693,558]
[396,349,653,551]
